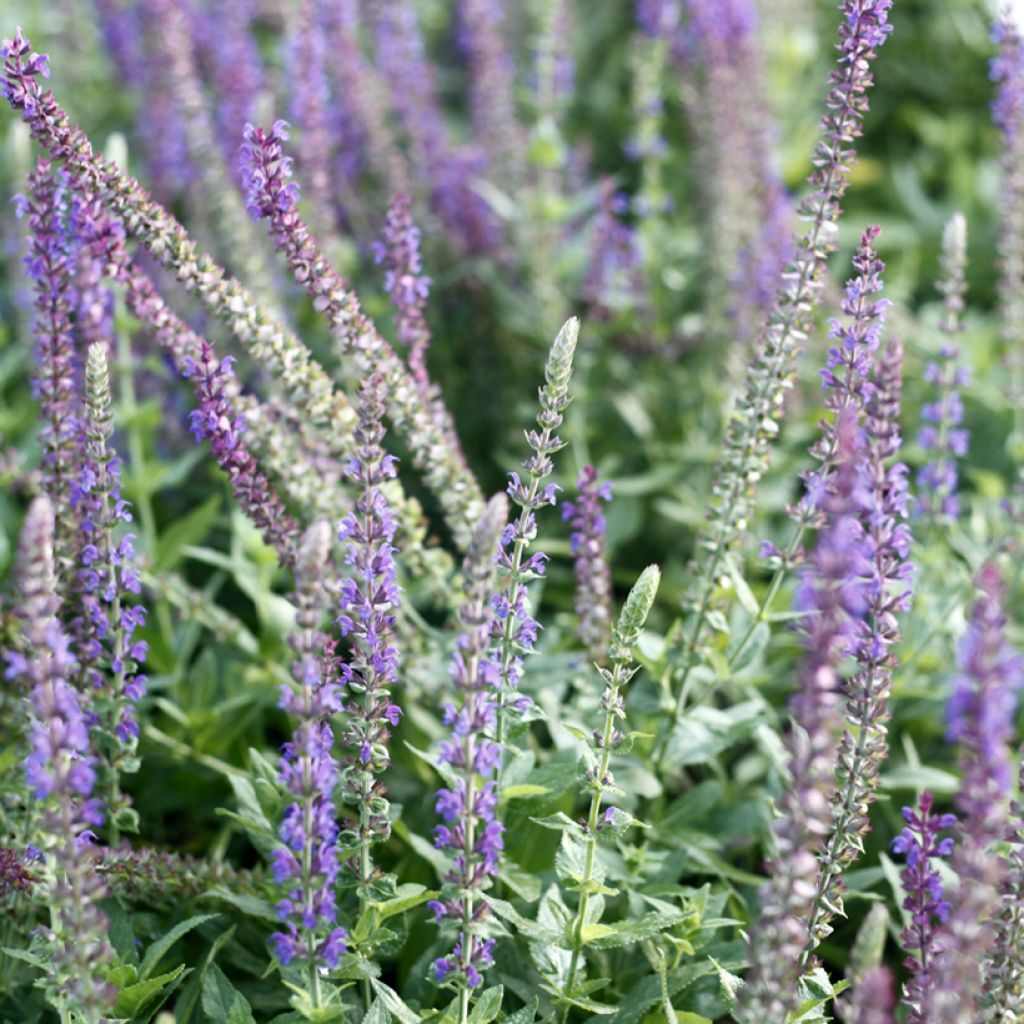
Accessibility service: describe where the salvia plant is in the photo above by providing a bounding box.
[3,2,1024,1024]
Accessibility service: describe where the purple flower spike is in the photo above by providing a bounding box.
[336,374,403,887]
[181,340,299,564]
[70,344,148,833]
[271,519,346,973]
[892,793,956,1024]
[738,418,873,1021]
[8,496,114,1015]
[432,495,508,993]
[582,179,644,318]
[374,193,432,395]
[562,466,613,663]
[927,564,1023,1022]
[917,215,970,522]
[22,160,81,574]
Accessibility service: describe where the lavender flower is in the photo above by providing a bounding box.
[271,519,346,975]
[494,318,578,752]
[845,967,896,1024]
[891,793,956,1024]
[561,465,613,663]
[736,419,873,1022]
[372,0,501,255]
[374,193,432,393]
[582,180,643,318]
[6,496,114,1018]
[71,343,148,838]
[430,494,508,997]
[793,225,890,532]
[21,159,80,575]
[917,213,970,521]
[336,375,403,892]
[805,335,912,957]
[991,14,1024,436]
[459,0,523,193]
[669,0,893,724]
[239,119,484,548]
[927,564,1023,1022]
[182,340,300,564]
[288,1,335,222]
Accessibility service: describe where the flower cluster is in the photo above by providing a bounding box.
[673,0,893,722]
[562,465,613,663]
[70,343,148,833]
[737,420,873,1021]
[916,347,970,521]
[271,519,346,971]
[928,564,1023,1022]
[891,793,956,1024]
[182,340,299,564]
[494,318,579,747]
[430,495,508,991]
[6,496,113,1017]
[336,374,403,890]
[373,192,432,393]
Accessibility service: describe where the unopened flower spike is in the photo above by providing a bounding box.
[494,317,579,756]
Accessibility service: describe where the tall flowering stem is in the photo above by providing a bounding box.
[270,519,346,996]
[735,422,872,1022]
[991,13,1024,444]
[917,213,970,521]
[562,465,613,664]
[429,495,508,1018]
[459,0,523,193]
[701,227,890,732]
[982,757,1024,1020]
[494,318,579,759]
[183,341,300,566]
[20,159,80,575]
[666,1,893,730]
[239,119,484,549]
[803,336,912,960]
[72,343,148,841]
[0,31,361,478]
[560,566,660,1020]
[927,564,1023,1022]
[891,793,956,1024]
[336,375,403,899]
[6,496,113,1021]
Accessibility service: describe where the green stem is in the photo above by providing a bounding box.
[561,664,624,1022]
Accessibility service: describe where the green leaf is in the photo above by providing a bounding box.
[467,986,503,1024]
[500,783,551,802]
[529,812,585,837]
[155,495,221,572]
[605,959,734,1024]
[499,860,541,903]
[370,981,423,1024]
[204,887,279,925]
[364,999,392,1024]
[140,914,220,980]
[585,911,686,949]
[501,998,538,1024]
[489,898,564,945]
[201,965,255,1024]
[709,957,743,1007]
[113,965,187,1019]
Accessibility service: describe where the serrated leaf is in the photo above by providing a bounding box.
[489,898,564,944]
[586,911,686,949]
[502,998,538,1024]
[467,986,503,1024]
[201,965,254,1023]
[530,812,584,836]
[370,981,422,1024]
[114,965,187,1018]
[710,957,743,1007]
[140,914,220,980]
[579,923,617,944]
[204,887,279,924]
[364,999,391,1024]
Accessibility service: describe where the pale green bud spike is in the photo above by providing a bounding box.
[544,316,579,393]
[85,343,113,442]
[611,564,661,663]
